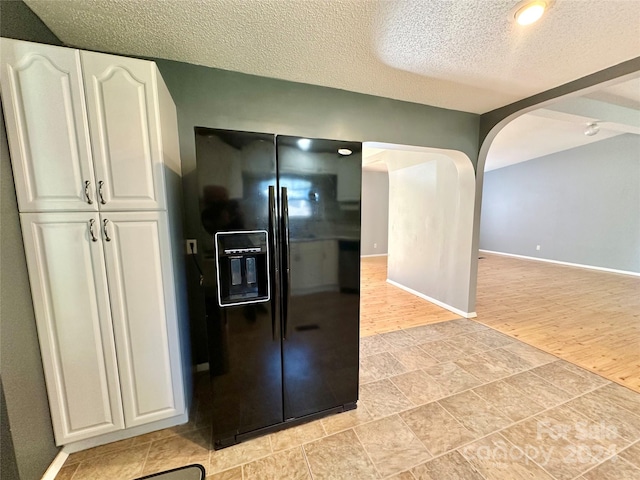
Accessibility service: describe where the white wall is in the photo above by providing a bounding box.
[361,170,389,256]
[385,149,476,316]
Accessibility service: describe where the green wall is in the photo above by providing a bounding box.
[0,1,63,478]
[154,58,480,361]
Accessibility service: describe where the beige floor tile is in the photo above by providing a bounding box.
[242,447,310,479]
[423,362,482,394]
[360,335,392,357]
[566,391,640,442]
[130,419,200,446]
[71,443,150,480]
[321,405,373,435]
[65,437,137,465]
[207,466,242,480]
[619,440,640,467]
[501,342,557,368]
[269,420,325,452]
[466,330,515,349]
[473,380,545,422]
[445,319,489,335]
[142,428,211,476]
[460,433,555,479]
[445,335,493,355]
[303,429,379,479]
[595,383,640,416]
[532,361,608,396]
[411,451,484,480]
[582,457,640,480]
[360,352,408,383]
[359,379,414,418]
[390,345,438,371]
[386,471,415,480]
[400,402,476,456]
[455,353,514,383]
[404,324,450,343]
[379,330,422,349]
[209,435,271,474]
[420,340,466,362]
[505,370,574,408]
[429,320,479,338]
[480,348,534,374]
[355,415,431,477]
[501,405,619,480]
[438,390,512,437]
[390,370,448,405]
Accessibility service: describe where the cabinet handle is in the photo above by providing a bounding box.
[84,180,93,204]
[98,181,106,205]
[103,219,111,242]
[89,219,98,242]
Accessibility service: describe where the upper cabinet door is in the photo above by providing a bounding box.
[81,51,165,211]
[0,39,97,212]
[20,212,124,445]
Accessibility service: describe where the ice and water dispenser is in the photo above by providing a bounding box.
[214,231,270,307]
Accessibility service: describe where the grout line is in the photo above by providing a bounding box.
[351,427,384,479]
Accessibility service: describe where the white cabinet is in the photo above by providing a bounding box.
[0,40,96,212]
[102,211,184,427]
[81,51,165,211]
[290,240,338,294]
[0,39,167,212]
[19,212,124,444]
[1,38,188,448]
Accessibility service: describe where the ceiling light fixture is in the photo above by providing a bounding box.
[338,148,352,156]
[297,138,311,150]
[584,122,600,137]
[514,1,547,25]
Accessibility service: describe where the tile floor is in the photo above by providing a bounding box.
[56,319,640,479]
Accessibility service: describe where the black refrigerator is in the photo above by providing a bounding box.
[194,128,361,449]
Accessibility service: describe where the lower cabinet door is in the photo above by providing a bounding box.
[100,211,184,427]
[20,212,124,445]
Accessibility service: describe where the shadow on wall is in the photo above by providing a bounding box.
[363,142,476,317]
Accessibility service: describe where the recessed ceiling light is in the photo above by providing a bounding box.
[514,1,547,26]
[297,138,311,150]
[338,148,352,156]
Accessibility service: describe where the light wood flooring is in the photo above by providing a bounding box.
[360,254,640,393]
[360,256,458,337]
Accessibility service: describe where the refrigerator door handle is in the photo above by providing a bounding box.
[268,185,279,340]
[281,186,290,340]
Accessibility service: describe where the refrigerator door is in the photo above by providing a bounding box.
[276,135,361,420]
[195,128,282,447]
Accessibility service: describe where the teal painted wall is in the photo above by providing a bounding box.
[0,1,62,478]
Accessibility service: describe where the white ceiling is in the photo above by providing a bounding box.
[24,0,640,114]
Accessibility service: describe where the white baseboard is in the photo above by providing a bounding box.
[479,250,640,278]
[386,279,477,319]
[361,253,388,258]
[196,362,210,372]
[40,449,68,480]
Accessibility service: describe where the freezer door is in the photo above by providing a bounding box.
[276,135,361,420]
[195,128,282,447]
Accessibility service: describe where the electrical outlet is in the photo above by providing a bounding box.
[374,243,378,249]
[536,245,541,251]
[186,239,197,254]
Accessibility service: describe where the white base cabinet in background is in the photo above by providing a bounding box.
[1,37,189,450]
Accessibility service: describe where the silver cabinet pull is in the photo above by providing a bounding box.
[89,219,98,242]
[98,181,106,205]
[84,180,93,204]
[103,219,111,242]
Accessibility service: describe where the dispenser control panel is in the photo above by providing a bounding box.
[214,230,270,307]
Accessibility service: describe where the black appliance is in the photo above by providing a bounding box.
[195,128,361,449]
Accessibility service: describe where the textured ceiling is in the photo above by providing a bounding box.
[24,0,640,114]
